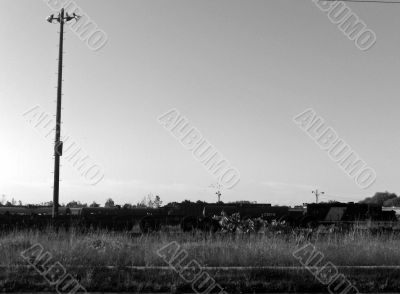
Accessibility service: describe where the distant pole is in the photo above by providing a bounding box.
[216,190,221,203]
[47,9,80,218]
[312,189,324,204]
[209,183,223,203]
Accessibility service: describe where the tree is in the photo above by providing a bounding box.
[136,200,146,208]
[360,192,397,206]
[137,194,153,208]
[66,201,87,208]
[89,201,100,208]
[104,198,115,208]
[123,203,133,209]
[136,194,163,208]
[41,201,53,207]
[147,195,154,208]
[66,201,78,208]
[154,195,162,208]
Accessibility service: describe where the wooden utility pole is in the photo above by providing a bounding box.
[47,9,80,218]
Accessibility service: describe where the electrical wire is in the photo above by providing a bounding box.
[318,0,400,3]
[321,193,364,202]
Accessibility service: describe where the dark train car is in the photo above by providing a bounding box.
[165,202,291,220]
[70,207,163,231]
[0,206,71,216]
[301,202,397,228]
[0,203,305,233]
[1,201,396,233]
[0,206,72,231]
[162,202,298,232]
[284,206,306,225]
[203,203,290,221]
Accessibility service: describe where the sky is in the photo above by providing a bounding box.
[1,0,400,206]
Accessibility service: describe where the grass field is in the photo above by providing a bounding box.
[2,227,400,267]
[1,227,400,292]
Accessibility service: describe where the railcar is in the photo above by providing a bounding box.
[0,202,397,233]
[300,202,397,230]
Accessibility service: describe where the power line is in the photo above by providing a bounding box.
[322,193,363,202]
[319,0,400,3]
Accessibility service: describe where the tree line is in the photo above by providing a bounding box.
[3,192,400,208]
[359,191,400,207]
[0,194,163,209]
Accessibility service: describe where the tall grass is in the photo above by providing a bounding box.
[1,227,400,267]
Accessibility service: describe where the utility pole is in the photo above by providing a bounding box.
[210,183,222,203]
[47,9,80,218]
[312,189,324,204]
[216,190,222,203]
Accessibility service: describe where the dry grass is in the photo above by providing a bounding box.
[1,227,400,267]
[1,227,400,292]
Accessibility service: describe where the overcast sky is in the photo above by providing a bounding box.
[1,0,400,206]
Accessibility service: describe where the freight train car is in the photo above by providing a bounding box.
[300,202,397,230]
[0,202,396,233]
[0,203,299,233]
[0,206,72,231]
[163,202,304,232]
[72,206,186,232]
